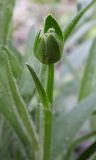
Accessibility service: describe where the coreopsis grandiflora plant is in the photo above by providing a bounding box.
[27,15,64,160]
[0,0,96,160]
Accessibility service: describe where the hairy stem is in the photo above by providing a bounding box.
[47,64,54,104]
[43,64,54,160]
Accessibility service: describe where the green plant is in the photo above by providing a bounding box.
[0,0,96,160]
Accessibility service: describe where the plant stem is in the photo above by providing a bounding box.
[43,108,52,160]
[47,64,54,104]
[36,65,46,133]
[35,65,47,160]
[43,64,54,160]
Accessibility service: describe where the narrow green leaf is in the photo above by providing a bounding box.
[24,26,36,59]
[7,40,23,63]
[63,0,96,42]
[77,142,96,160]
[0,48,34,157]
[78,38,96,100]
[52,93,96,159]
[78,38,96,144]
[27,64,50,109]
[0,0,15,44]
[0,97,34,150]
[3,52,39,150]
[2,46,22,78]
[18,66,36,103]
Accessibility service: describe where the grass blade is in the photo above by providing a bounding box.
[78,38,96,144]
[78,38,96,100]
[2,46,22,78]
[0,47,35,158]
[0,0,15,44]
[27,64,50,109]
[3,50,39,150]
[24,26,36,61]
[0,97,34,150]
[7,40,23,64]
[52,93,96,159]
[63,0,96,42]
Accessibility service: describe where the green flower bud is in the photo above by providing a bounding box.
[34,15,64,64]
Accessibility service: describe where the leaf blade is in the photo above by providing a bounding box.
[0,48,36,156]
[3,50,39,150]
[27,64,50,109]
[52,93,96,159]
[78,38,96,100]
[63,0,96,41]
[0,0,15,44]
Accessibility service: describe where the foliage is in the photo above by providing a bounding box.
[0,0,96,160]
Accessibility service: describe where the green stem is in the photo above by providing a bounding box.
[47,64,54,104]
[43,64,54,160]
[43,109,52,160]
[36,65,46,133]
[36,65,47,160]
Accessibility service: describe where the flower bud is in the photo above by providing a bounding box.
[34,15,64,64]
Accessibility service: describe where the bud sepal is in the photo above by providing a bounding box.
[34,15,64,64]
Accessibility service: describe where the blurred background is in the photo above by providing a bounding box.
[13,0,76,49]
[1,0,96,159]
